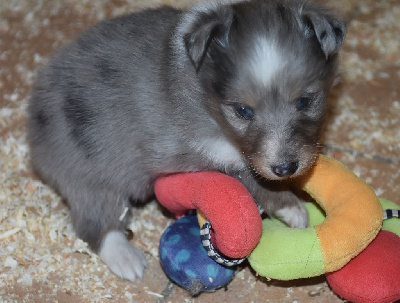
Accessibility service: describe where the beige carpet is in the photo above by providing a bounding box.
[1,0,399,302]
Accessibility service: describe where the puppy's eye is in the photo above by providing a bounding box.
[234,104,254,120]
[295,97,313,111]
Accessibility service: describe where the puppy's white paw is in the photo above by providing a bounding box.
[274,203,308,228]
[99,230,147,282]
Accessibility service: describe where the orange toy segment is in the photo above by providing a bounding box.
[295,155,383,272]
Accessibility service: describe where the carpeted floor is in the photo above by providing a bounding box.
[1,0,399,302]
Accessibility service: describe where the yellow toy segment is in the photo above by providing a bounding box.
[295,155,383,272]
[197,209,207,228]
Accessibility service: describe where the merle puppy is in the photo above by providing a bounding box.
[28,0,345,282]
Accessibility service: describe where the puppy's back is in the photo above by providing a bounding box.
[28,7,182,194]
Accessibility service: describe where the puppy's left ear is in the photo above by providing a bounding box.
[179,3,235,71]
[301,6,346,58]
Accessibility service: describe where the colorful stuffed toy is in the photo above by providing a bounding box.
[155,171,262,258]
[155,171,262,293]
[155,155,400,302]
[158,214,238,294]
[248,155,383,279]
[326,198,400,303]
[248,156,400,303]
[250,198,399,303]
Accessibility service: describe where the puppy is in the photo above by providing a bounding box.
[28,0,345,282]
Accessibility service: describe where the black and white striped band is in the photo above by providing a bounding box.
[200,221,246,267]
[383,209,400,220]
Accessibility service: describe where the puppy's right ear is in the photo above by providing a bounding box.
[180,3,235,71]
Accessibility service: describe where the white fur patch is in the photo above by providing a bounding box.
[251,136,283,179]
[264,136,281,164]
[248,37,285,86]
[99,231,146,282]
[192,137,245,170]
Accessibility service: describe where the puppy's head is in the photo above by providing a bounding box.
[179,0,346,180]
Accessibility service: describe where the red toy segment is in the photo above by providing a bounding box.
[326,230,400,303]
[154,171,262,258]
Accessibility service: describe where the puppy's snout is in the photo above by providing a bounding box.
[271,162,298,178]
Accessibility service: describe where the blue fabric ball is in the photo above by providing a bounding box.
[159,215,236,294]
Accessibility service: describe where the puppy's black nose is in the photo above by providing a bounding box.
[272,162,298,177]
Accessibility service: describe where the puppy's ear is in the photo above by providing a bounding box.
[181,4,234,71]
[301,6,346,58]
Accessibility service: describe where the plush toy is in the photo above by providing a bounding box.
[158,214,238,294]
[326,198,400,303]
[155,171,262,294]
[155,155,400,301]
[155,171,262,258]
[248,155,383,279]
[255,198,399,303]
[247,156,400,303]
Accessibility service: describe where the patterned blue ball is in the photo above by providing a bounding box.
[159,215,236,294]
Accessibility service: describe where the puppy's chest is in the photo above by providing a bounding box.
[191,137,246,171]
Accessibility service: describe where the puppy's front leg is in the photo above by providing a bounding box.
[258,187,309,229]
[237,173,308,228]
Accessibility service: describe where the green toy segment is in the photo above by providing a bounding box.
[380,198,400,237]
[248,203,325,280]
[305,202,325,226]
